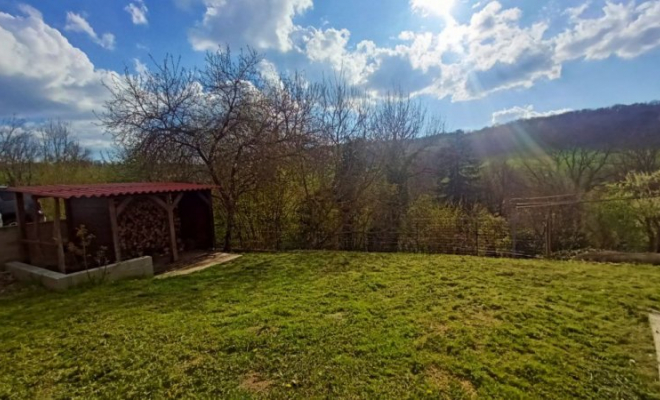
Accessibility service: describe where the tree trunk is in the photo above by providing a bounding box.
[646,218,656,253]
[654,219,660,253]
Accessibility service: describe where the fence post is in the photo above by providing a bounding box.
[510,203,517,258]
[475,218,479,256]
[545,210,552,258]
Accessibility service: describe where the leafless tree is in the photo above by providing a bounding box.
[40,119,92,163]
[0,116,39,186]
[102,47,319,251]
[522,145,612,196]
[369,91,427,251]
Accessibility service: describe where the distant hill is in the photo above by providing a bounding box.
[418,102,660,158]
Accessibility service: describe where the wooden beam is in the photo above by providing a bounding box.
[116,197,134,216]
[206,190,216,249]
[166,194,179,261]
[196,191,211,207]
[14,193,29,263]
[148,195,169,211]
[53,198,66,273]
[108,198,122,263]
[172,193,184,208]
[20,239,57,246]
[32,197,42,257]
[64,199,75,243]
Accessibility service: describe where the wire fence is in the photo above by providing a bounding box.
[225,194,660,259]
[229,216,525,257]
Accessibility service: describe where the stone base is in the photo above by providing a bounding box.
[5,256,153,291]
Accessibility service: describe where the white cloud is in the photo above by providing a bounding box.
[410,0,456,17]
[306,0,660,102]
[491,105,572,125]
[556,0,660,61]
[65,12,115,50]
[316,1,560,101]
[189,0,312,52]
[125,0,149,25]
[563,2,590,21]
[258,59,280,80]
[301,27,351,67]
[0,5,115,148]
[133,58,148,76]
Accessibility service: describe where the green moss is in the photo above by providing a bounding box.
[1,252,659,399]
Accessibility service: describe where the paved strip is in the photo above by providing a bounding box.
[650,312,660,379]
[157,254,242,279]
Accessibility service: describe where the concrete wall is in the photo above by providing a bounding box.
[0,221,68,268]
[5,256,153,291]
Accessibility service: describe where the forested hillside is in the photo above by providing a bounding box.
[416,102,660,158]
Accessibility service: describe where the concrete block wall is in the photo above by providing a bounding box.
[5,256,153,291]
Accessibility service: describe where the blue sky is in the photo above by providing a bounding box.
[1,0,660,150]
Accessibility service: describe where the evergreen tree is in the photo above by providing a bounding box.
[436,131,481,205]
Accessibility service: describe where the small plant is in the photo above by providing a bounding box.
[67,225,108,270]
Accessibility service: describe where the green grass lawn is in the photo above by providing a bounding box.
[1,252,660,399]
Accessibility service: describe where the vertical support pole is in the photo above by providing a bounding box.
[32,197,42,258]
[475,218,479,256]
[206,190,216,250]
[15,192,29,263]
[545,210,552,258]
[65,199,75,243]
[166,194,179,261]
[510,204,517,258]
[108,198,122,263]
[506,200,518,258]
[53,198,66,273]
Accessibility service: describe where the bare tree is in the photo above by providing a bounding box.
[552,146,612,193]
[369,91,426,251]
[522,145,612,196]
[40,119,91,164]
[0,116,39,186]
[102,47,318,251]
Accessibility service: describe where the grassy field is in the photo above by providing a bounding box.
[1,252,659,399]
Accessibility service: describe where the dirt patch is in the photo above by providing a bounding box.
[240,372,273,394]
[0,271,19,295]
[246,325,280,336]
[468,310,500,327]
[427,367,477,398]
[326,312,345,320]
[428,321,450,334]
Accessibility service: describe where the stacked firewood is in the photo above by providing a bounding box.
[118,198,183,258]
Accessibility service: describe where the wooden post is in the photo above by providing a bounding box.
[545,210,552,258]
[32,197,43,258]
[166,194,179,261]
[53,198,66,273]
[14,193,29,263]
[64,199,75,243]
[207,191,216,250]
[108,198,122,262]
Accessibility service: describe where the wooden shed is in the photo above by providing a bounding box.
[8,183,215,273]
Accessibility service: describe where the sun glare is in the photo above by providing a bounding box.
[411,0,455,18]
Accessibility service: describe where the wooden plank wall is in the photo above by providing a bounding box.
[0,221,68,267]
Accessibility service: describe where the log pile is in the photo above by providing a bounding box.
[118,197,183,258]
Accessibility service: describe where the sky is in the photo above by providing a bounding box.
[1,0,660,151]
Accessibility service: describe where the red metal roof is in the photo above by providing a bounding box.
[8,182,215,199]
